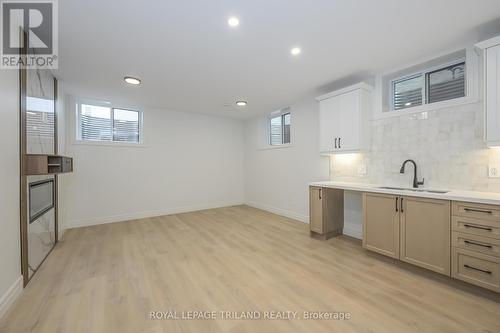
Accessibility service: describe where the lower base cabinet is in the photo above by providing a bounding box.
[363,193,451,275]
[400,197,451,275]
[309,186,343,239]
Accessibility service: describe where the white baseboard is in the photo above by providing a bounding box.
[66,200,360,238]
[58,227,67,240]
[0,276,23,320]
[66,201,244,229]
[245,201,308,223]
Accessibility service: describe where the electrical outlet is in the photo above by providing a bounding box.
[488,165,500,178]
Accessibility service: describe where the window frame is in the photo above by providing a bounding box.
[76,100,144,145]
[389,58,466,112]
[268,109,291,146]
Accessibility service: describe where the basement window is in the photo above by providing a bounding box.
[77,102,143,143]
[390,60,466,111]
[269,109,291,145]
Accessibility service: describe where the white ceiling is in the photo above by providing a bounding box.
[56,0,500,118]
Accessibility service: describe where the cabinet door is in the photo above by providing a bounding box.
[338,90,360,151]
[319,96,341,153]
[309,187,323,233]
[400,197,451,275]
[363,193,400,258]
[486,44,500,144]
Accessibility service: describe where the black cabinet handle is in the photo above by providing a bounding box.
[464,264,492,275]
[400,197,404,213]
[464,208,493,214]
[464,240,493,249]
[319,188,322,200]
[338,137,341,148]
[395,197,398,212]
[463,224,493,231]
[334,138,337,149]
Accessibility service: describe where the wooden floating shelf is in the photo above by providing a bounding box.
[25,155,73,175]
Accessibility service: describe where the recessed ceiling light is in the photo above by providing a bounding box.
[124,77,141,85]
[228,17,240,27]
[291,47,301,55]
[236,101,247,107]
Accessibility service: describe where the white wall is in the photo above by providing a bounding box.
[0,70,22,310]
[244,97,329,222]
[63,103,245,227]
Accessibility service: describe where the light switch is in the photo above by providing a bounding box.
[488,165,500,178]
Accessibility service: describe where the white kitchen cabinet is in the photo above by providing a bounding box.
[316,83,372,154]
[318,93,340,152]
[476,36,500,147]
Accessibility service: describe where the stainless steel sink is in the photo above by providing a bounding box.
[378,186,448,194]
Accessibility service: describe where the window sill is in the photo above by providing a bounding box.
[258,144,294,151]
[72,140,149,148]
[374,96,480,120]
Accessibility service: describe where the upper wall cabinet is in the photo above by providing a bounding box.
[477,36,500,147]
[316,83,372,154]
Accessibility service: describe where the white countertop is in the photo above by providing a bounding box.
[309,181,500,206]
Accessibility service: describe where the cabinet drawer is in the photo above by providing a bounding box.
[452,232,500,257]
[452,201,500,222]
[452,216,500,239]
[451,248,500,292]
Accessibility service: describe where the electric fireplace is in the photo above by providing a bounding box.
[29,179,54,223]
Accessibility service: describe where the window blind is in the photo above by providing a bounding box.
[270,112,291,145]
[81,115,112,141]
[427,62,465,104]
[283,113,291,144]
[80,104,112,141]
[393,75,423,110]
[113,109,140,142]
[270,115,283,145]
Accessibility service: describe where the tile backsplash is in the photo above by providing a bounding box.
[330,102,500,192]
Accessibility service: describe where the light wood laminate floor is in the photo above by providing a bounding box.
[1,205,500,333]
